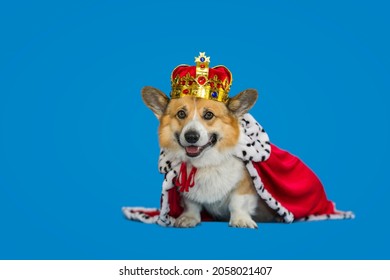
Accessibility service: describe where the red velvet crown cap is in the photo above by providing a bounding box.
[171,65,232,85]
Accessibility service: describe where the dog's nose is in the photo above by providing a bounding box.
[184,130,200,144]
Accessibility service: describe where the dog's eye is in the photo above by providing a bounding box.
[203,111,214,120]
[177,110,187,119]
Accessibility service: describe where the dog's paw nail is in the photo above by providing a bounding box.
[229,217,258,229]
[174,215,200,228]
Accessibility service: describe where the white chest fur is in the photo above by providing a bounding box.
[181,156,245,217]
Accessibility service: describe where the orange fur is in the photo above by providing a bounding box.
[158,96,240,153]
[236,169,257,195]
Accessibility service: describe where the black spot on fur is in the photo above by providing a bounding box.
[261,128,265,132]
[242,150,247,157]
[246,143,251,147]
[243,160,249,165]
[265,141,270,145]
[160,151,164,155]
[261,156,266,161]
[249,156,253,161]
[264,148,270,154]
[242,118,250,125]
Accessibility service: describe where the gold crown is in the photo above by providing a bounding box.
[170,52,233,103]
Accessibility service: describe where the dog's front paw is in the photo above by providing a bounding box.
[174,215,200,228]
[229,215,258,229]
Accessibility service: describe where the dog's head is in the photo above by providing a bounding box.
[142,86,258,167]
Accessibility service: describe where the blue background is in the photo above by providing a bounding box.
[1,1,389,259]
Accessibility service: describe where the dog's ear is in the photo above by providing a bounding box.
[227,89,258,117]
[141,86,170,119]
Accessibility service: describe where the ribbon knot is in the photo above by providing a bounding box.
[174,162,197,192]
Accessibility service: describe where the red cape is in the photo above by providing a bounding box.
[165,144,341,221]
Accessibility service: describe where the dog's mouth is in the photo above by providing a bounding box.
[176,133,218,158]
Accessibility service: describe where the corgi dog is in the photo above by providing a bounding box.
[142,86,278,229]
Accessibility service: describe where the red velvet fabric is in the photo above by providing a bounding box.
[171,65,232,84]
[253,144,336,219]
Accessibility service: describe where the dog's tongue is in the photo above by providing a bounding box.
[185,146,201,156]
